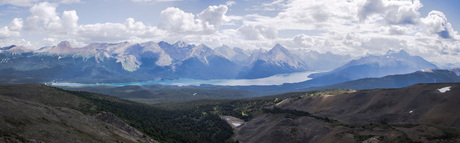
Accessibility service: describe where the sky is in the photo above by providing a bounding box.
[0,0,460,67]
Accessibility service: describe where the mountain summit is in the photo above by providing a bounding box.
[238,44,307,78]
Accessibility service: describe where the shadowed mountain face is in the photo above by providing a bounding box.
[236,83,460,143]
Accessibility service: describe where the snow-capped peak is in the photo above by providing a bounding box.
[186,44,216,63]
[269,43,289,53]
[173,41,190,48]
[254,44,304,68]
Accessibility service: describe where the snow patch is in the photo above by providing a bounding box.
[438,86,451,93]
[232,123,242,127]
[420,68,433,72]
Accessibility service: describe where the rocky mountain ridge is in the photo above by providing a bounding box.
[235,83,460,143]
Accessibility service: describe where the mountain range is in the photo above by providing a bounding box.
[297,50,439,87]
[306,68,460,91]
[1,41,351,83]
[0,40,446,87]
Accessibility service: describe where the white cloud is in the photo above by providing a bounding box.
[249,0,288,11]
[19,2,165,45]
[421,11,459,39]
[158,5,229,35]
[59,0,80,4]
[238,24,277,40]
[0,39,32,48]
[8,18,24,31]
[25,2,63,31]
[225,1,236,6]
[0,18,23,39]
[23,2,78,36]
[359,0,423,25]
[158,7,206,33]
[198,5,228,29]
[358,0,385,21]
[77,18,166,43]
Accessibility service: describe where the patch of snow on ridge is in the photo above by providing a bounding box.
[438,86,451,93]
[232,123,242,127]
[420,68,433,72]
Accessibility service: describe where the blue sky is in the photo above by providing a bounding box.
[0,0,460,67]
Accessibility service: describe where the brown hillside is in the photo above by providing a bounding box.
[280,83,460,128]
[236,83,460,143]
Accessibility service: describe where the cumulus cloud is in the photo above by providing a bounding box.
[24,2,78,35]
[238,24,277,40]
[421,11,459,39]
[158,5,228,34]
[358,0,385,21]
[77,18,166,43]
[18,2,165,44]
[225,1,236,6]
[198,5,228,29]
[0,18,23,39]
[8,18,24,31]
[243,0,361,32]
[387,26,407,35]
[358,0,423,25]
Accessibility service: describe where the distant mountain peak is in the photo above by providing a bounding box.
[272,43,286,50]
[268,43,289,54]
[0,45,32,53]
[173,41,190,48]
[188,44,214,58]
[57,41,72,48]
[0,45,17,50]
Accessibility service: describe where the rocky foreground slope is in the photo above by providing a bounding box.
[235,83,460,143]
[0,84,156,143]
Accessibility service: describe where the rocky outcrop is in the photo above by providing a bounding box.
[94,111,154,141]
